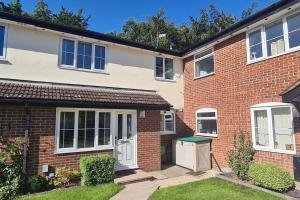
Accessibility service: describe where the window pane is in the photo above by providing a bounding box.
[249,30,263,60]
[266,21,285,56]
[61,39,74,66]
[155,57,164,78]
[59,112,75,148]
[77,42,92,69]
[127,114,132,139]
[197,112,215,118]
[272,107,294,151]
[254,110,269,147]
[98,112,111,146]
[287,13,300,48]
[78,111,95,148]
[197,119,217,134]
[118,114,123,140]
[165,58,174,80]
[0,26,5,56]
[195,49,213,60]
[195,55,214,77]
[95,46,106,70]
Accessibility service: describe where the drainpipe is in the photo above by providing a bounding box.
[23,103,29,174]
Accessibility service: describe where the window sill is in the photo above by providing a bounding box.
[58,65,109,74]
[195,133,218,138]
[155,77,176,82]
[0,59,11,65]
[161,131,176,135]
[55,146,114,154]
[253,146,296,155]
[247,46,300,65]
[194,73,215,80]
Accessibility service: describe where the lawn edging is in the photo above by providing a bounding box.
[216,174,296,200]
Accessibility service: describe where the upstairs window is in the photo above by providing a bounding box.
[251,103,295,154]
[155,57,174,80]
[196,108,217,137]
[60,38,106,72]
[0,25,7,59]
[194,49,214,78]
[160,111,175,134]
[247,11,300,62]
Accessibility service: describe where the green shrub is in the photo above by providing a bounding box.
[249,163,294,192]
[228,130,255,181]
[53,167,80,187]
[27,175,48,193]
[80,155,115,186]
[0,138,25,200]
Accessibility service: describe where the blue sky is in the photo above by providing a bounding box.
[3,0,278,33]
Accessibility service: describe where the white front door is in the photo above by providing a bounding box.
[115,111,137,171]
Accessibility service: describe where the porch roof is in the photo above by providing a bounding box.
[0,79,171,110]
[281,80,300,106]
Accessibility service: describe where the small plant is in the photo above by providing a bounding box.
[249,163,294,192]
[80,155,115,186]
[227,130,255,181]
[27,175,49,193]
[0,137,25,200]
[53,167,80,187]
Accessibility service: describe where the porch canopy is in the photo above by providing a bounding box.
[0,79,171,110]
[281,80,300,108]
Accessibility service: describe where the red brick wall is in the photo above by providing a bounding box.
[183,32,300,175]
[0,106,161,174]
[137,110,161,171]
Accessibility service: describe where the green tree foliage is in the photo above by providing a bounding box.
[7,0,22,15]
[33,0,52,21]
[53,7,90,29]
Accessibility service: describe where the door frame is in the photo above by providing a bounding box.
[114,110,138,171]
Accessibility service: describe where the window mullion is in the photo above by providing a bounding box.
[95,112,99,147]
[92,44,95,70]
[283,17,290,50]
[267,108,274,150]
[163,58,166,79]
[261,26,267,58]
[74,40,78,68]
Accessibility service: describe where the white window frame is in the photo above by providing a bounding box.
[250,102,296,155]
[160,110,176,135]
[155,56,175,81]
[0,24,8,60]
[59,37,108,73]
[195,108,218,137]
[246,10,300,64]
[194,48,215,79]
[55,108,114,154]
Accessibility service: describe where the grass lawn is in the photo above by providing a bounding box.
[149,178,283,200]
[19,183,124,200]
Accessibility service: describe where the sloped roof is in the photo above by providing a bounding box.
[0,79,171,110]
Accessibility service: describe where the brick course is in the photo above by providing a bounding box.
[183,32,300,175]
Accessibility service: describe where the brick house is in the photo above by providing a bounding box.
[0,0,300,179]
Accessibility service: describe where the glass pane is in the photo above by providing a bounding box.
[266,21,285,56]
[78,129,85,148]
[156,57,164,78]
[104,129,111,145]
[197,112,215,118]
[95,58,105,70]
[287,13,300,48]
[63,112,75,129]
[59,130,74,148]
[127,114,132,139]
[77,42,92,69]
[0,26,5,56]
[165,58,174,80]
[254,110,269,147]
[118,114,123,140]
[197,119,217,134]
[195,55,214,77]
[78,111,95,148]
[62,39,74,65]
[98,112,111,146]
[99,129,104,145]
[195,49,213,60]
[272,107,294,151]
[86,111,95,128]
[95,45,105,70]
[249,30,263,60]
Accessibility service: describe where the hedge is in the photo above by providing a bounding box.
[80,155,115,186]
[248,163,294,192]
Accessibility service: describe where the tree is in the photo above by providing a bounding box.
[53,7,90,29]
[33,0,52,21]
[241,1,258,19]
[7,0,22,15]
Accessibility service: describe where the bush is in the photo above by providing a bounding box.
[27,175,48,193]
[80,155,115,186]
[249,163,294,192]
[53,167,80,187]
[0,138,25,200]
[228,130,255,181]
